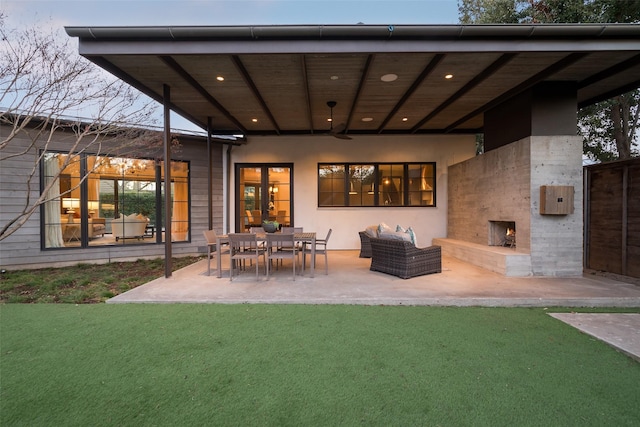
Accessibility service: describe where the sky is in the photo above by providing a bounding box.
[1,0,461,132]
[2,0,460,27]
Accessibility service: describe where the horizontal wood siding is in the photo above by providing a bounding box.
[0,124,224,269]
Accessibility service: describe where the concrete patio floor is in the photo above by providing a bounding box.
[109,250,640,307]
[108,250,640,361]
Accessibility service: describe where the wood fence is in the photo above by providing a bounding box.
[584,158,640,279]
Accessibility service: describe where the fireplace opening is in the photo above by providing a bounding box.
[489,221,516,248]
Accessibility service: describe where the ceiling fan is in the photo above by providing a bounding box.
[325,101,352,140]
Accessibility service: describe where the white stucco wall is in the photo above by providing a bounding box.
[229,134,476,250]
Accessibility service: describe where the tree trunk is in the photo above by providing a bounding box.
[610,96,632,159]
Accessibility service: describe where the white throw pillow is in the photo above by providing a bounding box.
[407,227,417,246]
[394,224,417,246]
[365,224,379,238]
[378,222,393,235]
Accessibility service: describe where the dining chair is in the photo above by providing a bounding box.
[228,233,265,281]
[249,226,267,255]
[276,210,288,227]
[203,229,229,276]
[244,210,254,230]
[303,228,332,275]
[279,227,303,265]
[265,233,296,280]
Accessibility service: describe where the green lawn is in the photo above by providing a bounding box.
[2,304,639,426]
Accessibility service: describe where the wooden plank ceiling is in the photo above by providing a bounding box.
[69,25,640,138]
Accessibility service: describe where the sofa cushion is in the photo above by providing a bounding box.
[379,229,412,242]
[377,222,393,235]
[365,224,379,238]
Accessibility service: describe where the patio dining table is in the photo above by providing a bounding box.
[215,232,317,278]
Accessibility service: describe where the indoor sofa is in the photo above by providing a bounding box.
[111,214,148,241]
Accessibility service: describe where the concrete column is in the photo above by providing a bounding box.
[484,82,577,152]
[444,81,584,276]
[487,81,583,276]
[529,135,583,276]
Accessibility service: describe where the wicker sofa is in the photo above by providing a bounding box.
[369,237,442,279]
[358,231,373,258]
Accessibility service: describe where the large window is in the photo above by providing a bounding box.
[318,162,435,207]
[42,152,190,248]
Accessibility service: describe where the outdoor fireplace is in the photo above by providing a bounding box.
[488,221,516,248]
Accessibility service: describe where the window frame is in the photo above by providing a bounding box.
[317,162,436,208]
[40,151,191,249]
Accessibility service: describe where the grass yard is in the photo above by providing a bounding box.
[2,304,639,426]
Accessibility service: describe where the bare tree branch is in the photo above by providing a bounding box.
[0,14,170,241]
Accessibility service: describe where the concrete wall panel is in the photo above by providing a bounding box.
[447,135,583,277]
[448,138,531,251]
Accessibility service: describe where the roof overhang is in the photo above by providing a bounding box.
[65,24,640,138]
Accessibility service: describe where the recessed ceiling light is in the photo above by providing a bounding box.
[361,117,373,122]
[216,75,225,82]
[380,73,398,82]
[402,117,408,122]
[330,75,339,80]
[445,74,453,79]
[327,118,333,122]
[251,118,258,123]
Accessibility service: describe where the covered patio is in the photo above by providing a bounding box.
[61,23,640,279]
[107,251,640,307]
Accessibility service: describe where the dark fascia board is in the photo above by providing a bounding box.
[70,39,640,58]
[66,24,640,57]
[65,23,640,41]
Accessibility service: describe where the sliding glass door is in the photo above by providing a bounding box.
[236,164,293,231]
